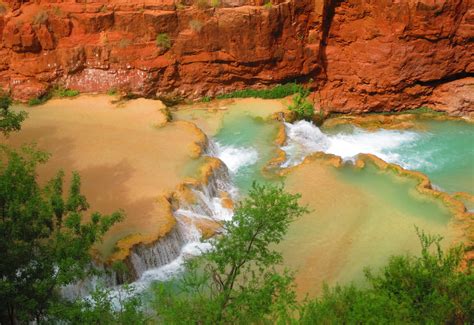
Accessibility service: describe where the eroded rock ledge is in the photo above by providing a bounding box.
[0,0,472,114]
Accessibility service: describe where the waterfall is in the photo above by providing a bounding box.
[281,120,420,168]
[61,136,238,300]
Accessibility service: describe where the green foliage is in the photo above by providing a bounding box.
[400,106,445,116]
[48,286,148,324]
[216,82,303,100]
[28,92,52,106]
[299,228,473,324]
[264,1,272,9]
[152,182,308,323]
[0,146,123,324]
[156,33,171,49]
[52,86,80,98]
[288,87,314,121]
[210,0,220,8]
[200,95,212,102]
[0,93,27,136]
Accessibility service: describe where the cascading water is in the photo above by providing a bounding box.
[120,140,239,289]
[282,120,420,168]
[61,137,241,300]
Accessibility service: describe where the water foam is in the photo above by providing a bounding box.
[215,142,259,174]
[282,120,422,169]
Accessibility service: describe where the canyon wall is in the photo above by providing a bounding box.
[0,0,472,114]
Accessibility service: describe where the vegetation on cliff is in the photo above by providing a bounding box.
[216,83,303,100]
[288,87,314,121]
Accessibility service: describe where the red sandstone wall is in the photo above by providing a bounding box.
[0,0,472,114]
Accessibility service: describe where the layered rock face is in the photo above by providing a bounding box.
[318,0,474,115]
[0,0,472,114]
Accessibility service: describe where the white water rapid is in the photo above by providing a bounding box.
[62,137,250,301]
[282,120,423,169]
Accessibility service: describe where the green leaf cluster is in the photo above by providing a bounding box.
[0,146,123,324]
[156,33,171,49]
[48,285,149,325]
[52,86,80,98]
[288,87,314,121]
[0,93,27,136]
[152,182,308,324]
[299,228,473,324]
[216,83,303,100]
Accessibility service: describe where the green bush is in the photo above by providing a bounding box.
[299,228,473,324]
[152,182,308,323]
[0,92,27,136]
[156,33,171,49]
[28,93,52,106]
[216,83,303,100]
[200,96,212,102]
[52,87,80,98]
[288,88,314,120]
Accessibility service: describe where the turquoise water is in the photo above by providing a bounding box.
[213,110,281,192]
[389,120,474,194]
[307,119,474,194]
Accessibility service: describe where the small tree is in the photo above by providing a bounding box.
[152,182,308,323]
[288,87,314,121]
[0,146,123,324]
[0,92,27,136]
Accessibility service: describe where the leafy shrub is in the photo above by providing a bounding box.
[216,83,303,100]
[201,96,212,103]
[52,86,80,98]
[264,1,272,9]
[152,183,308,323]
[299,229,473,324]
[28,93,52,106]
[156,33,171,49]
[0,92,27,136]
[210,0,220,8]
[288,88,314,120]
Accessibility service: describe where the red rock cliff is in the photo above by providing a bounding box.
[0,0,472,114]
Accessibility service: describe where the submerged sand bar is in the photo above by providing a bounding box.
[4,95,204,259]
